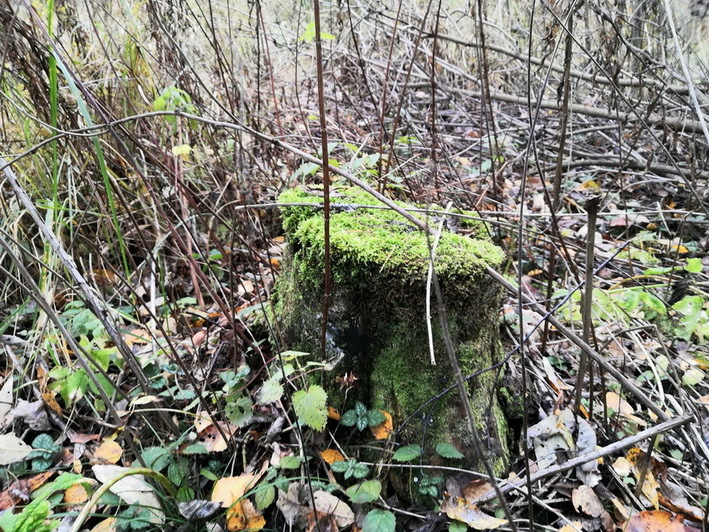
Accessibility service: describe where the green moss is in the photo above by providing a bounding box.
[273,186,509,472]
[279,186,504,280]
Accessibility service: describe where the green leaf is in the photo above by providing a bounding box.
[449,521,468,532]
[346,480,382,503]
[255,485,276,510]
[330,460,351,473]
[363,509,396,532]
[686,258,703,273]
[392,444,421,462]
[279,455,303,469]
[352,462,371,479]
[682,367,705,386]
[640,292,666,315]
[341,409,358,427]
[257,378,284,405]
[292,385,328,431]
[356,415,368,432]
[225,394,254,427]
[435,442,464,459]
[354,402,367,416]
[367,409,386,427]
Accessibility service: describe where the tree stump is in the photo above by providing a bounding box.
[274,186,509,472]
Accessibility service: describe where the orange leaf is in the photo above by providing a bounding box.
[320,449,345,464]
[369,410,393,440]
[212,471,265,531]
[64,483,89,504]
[327,406,341,420]
[625,511,690,532]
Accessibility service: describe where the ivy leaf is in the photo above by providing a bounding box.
[363,509,396,532]
[435,443,464,459]
[346,480,382,504]
[392,444,421,462]
[293,385,328,431]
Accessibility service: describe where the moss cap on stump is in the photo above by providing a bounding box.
[274,185,509,473]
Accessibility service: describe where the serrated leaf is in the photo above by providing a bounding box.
[363,509,396,532]
[257,378,284,405]
[367,409,386,427]
[436,442,464,459]
[341,409,358,426]
[346,480,381,503]
[356,416,368,432]
[392,444,421,462]
[292,385,328,431]
[352,462,370,479]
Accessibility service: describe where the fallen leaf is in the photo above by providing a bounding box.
[212,471,265,531]
[572,485,603,517]
[94,440,123,464]
[0,471,54,510]
[0,378,13,423]
[441,494,506,530]
[370,410,393,440]
[0,433,33,465]
[625,511,688,532]
[320,449,345,464]
[92,465,164,524]
[64,483,89,504]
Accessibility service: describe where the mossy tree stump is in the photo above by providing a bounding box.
[274,186,508,471]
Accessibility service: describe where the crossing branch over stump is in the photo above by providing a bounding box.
[274,186,509,471]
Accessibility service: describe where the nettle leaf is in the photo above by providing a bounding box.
[363,509,396,532]
[346,480,382,504]
[392,444,421,462]
[293,385,328,431]
[436,442,464,459]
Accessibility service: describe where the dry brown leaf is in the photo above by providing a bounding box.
[89,517,118,532]
[441,494,507,530]
[0,471,54,510]
[462,480,495,503]
[327,406,341,420]
[572,485,603,517]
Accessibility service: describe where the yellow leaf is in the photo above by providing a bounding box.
[171,144,192,158]
[94,441,123,464]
